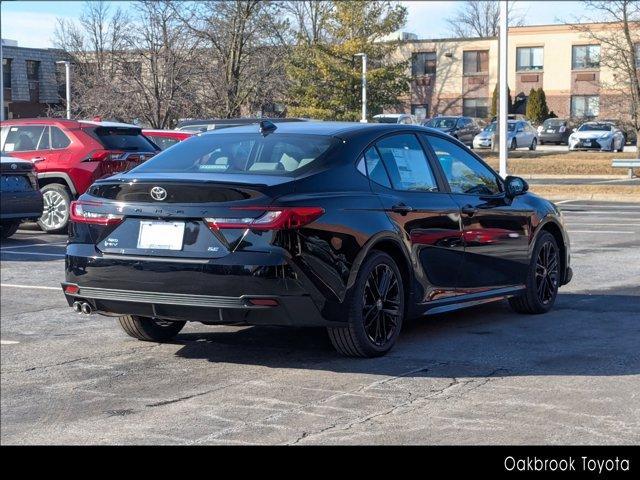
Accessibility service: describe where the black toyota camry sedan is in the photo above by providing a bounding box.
[62,121,572,357]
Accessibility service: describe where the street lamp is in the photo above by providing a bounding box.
[56,60,71,120]
[354,53,367,123]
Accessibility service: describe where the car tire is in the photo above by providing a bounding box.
[118,315,186,342]
[529,138,537,151]
[510,138,517,150]
[327,251,405,357]
[509,231,560,315]
[37,183,71,234]
[0,221,20,239]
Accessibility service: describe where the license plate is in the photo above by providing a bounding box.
[546,129,554,133]
[137,221,185,250]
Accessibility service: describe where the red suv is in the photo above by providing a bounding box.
[142,129,194,150]
[0,119,159,232]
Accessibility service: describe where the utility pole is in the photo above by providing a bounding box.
[354,53,367,123]
[499,1,509,178]
[56,60,71,119]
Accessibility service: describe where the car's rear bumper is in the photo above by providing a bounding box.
[63,244,343,327]
[538,133,566,143]
[0,190,43,221]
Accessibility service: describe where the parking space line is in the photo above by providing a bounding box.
[0,242,66,250]
[0,251,65,257]
[1,284,60,291]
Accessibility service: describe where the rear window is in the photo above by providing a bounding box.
[543,119,566,127]
[146,135,180,150]
[131,133,336,175]
[93,127,158,152]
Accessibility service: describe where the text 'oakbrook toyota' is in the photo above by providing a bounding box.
[62,121,572,357]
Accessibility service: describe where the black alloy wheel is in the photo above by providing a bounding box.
[534,240,559,305]
[362,263,402,347]
[509,231,560,314]
[328,251,405,357]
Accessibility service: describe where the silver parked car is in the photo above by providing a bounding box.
[568,122,626,152]
[473,120,538,150]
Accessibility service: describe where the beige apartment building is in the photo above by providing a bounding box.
[391,22,639,123]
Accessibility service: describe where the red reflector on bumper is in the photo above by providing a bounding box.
[247,298,279,307]
[64,285,79,294]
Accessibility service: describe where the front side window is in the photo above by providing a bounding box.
[571,95,600,117]
[412,52,436,76]
[463,50,489,75]
[132,134,336,176]
[572,45,600,69]
[516,47,544,71]
[463,98,488,118]
[1,125,46,152]
[375,134,438,192]
[425,134,501,196]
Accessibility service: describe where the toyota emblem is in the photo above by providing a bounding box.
[150,186,167,201]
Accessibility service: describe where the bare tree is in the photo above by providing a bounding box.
[281,0,333,45]
[121,1,202,128]
[571,1,640,158]
[445,1,523,38]
[174,0,288,118]
[54,1,130,119]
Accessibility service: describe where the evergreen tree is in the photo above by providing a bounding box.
[526,87,550,124]
[491,83,513,117]
[285,1,409,121]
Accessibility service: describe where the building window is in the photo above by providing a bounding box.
[572,45,600,70]
[571,95,600,117]
[463,50,489,75]
[516,47,543,71]
[2,58,11,88]
[412,52,436,76]
[463,98,488,118]
[26,60,40,102]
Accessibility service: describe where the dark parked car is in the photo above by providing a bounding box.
[423,116,481,146]
[62,122,572,357]
[537,118,573,145]
[1,156,43,239]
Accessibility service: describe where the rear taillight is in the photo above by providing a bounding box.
[70,200,124,226]
[205,207,324,231]
[85,149,124,161]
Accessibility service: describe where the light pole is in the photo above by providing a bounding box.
[56,60,71,119]
[354,53,367,123]
[498,1,509,178]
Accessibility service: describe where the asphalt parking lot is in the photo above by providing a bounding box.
[1,200,639,445]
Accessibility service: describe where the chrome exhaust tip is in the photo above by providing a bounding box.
[72,301,82,313]
[81,302,92,315]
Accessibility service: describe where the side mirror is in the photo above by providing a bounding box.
[505,175,528,198]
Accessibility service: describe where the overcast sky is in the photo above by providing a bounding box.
[1,1,588,49]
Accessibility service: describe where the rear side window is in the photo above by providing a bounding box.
[375,134,438,192]
[131,133,336,176]
[357,147,392,188]
[93,127,158,152]
[147,135,180,150]
[51,126,71,149]
[1,125,45,152]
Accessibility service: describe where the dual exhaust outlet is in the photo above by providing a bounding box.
[72,301,93,315]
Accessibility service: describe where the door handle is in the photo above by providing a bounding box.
[461,205,478,216]
[31,157,45,163]
[391,203,414,215]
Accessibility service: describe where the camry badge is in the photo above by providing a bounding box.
[150,186,167,201]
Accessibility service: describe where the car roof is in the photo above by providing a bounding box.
[142,129,194,135]
[199,121,435,139]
